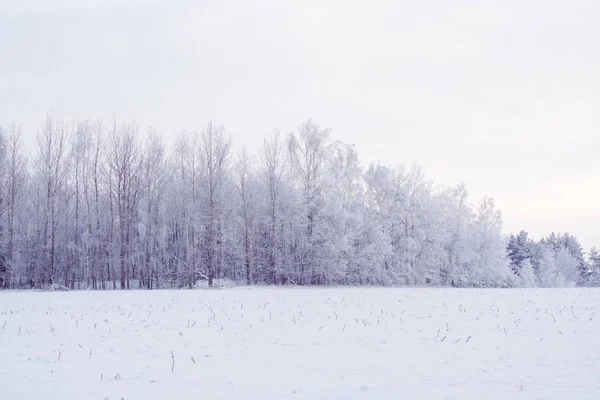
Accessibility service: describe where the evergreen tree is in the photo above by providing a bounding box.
[506,230,535,274]
[588,248,600,286]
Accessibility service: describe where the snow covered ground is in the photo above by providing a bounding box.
[1,288,599,399]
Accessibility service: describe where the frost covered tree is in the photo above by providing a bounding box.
[106,121,141,289]
[364,164,407,284]
[518,259,538,287]
[588,248,600,286]
[505,231,589,287]
[440,184,478,287]
[1,113,596,290]
[260,133,288,284]
[35,114,69,286]
[65,120,105,289]
[536,246,579,287]
[538,233,586,286]
[540,233,586,284]
[166,132,203,288]
[199,122,232,287]
[472,198,512,287]
[536,247,560,287]
[139,131,168,289]
[287,120,329,284]
[507,230,537,274]
[234,148,257,285]
[0,127,6,287]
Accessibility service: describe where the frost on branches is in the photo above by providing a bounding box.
[0,117,597,289]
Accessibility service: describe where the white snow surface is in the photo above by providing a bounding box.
[1,287,599,399]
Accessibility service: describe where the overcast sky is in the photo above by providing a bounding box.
[1,0,599,250]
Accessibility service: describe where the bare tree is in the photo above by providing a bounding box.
[140,130,167,289]
[91,121,105,289]
[4,124,27,288]
[168,133,194,287]
[37,114,68,286]
[288,120,329,283]
[199,122,231,286]
[261,133,286,283]
[106,120,141,289]
[67,120,106,289]
[235,147,255,285]
[0,114,542,289]
[0,127,6,287]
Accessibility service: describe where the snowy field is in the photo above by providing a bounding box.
[1,288,599,399]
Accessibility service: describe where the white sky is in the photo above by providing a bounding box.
[1,0,599,250]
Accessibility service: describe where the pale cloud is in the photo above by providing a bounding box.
[1,0,599,249]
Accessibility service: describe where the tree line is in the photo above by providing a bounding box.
[0,115,598,289]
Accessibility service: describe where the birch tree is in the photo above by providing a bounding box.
[36,114,68,286]
[106,121,141,289]
[288,120,329,284]
[199,122,231,286]
[139,130,167,289]
[1,113,595,289]
[0,127,6,287]
[235,147,257,284]
[261,133,287,283]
